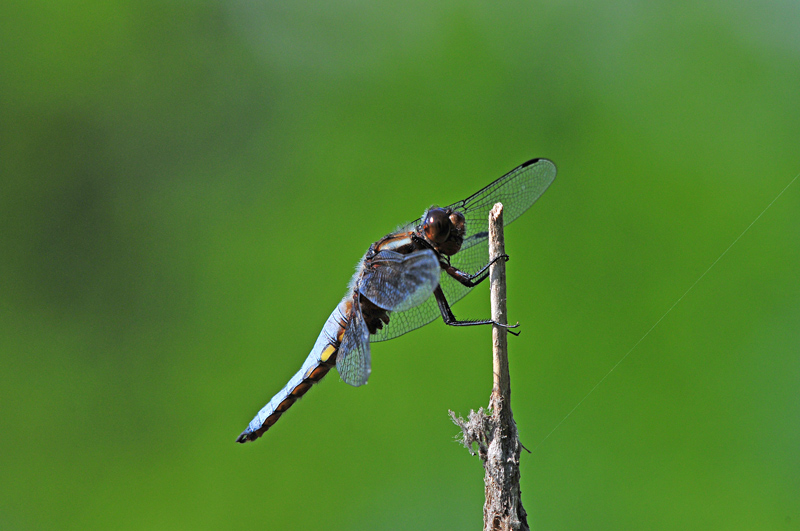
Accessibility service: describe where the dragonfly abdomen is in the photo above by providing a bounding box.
[235,301,349,442]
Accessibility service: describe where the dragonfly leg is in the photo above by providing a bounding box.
[444,254,510,288]
[433,285,520,335]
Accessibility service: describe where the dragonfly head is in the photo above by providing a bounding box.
[423,207,465,256]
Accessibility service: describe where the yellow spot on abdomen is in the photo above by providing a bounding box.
[320,344,337,363]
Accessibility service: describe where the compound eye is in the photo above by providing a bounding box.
[449,211,465,233]
[423,208,450,245]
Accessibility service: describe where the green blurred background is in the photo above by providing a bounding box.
[2,1,798,529]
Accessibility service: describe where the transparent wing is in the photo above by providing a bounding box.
[359,249,440,312]
[336,297,372,387]
[371,158,556,342]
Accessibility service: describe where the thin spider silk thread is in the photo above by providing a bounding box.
[533,170,800,452]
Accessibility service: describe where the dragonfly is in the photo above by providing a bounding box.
[236,158,556,443]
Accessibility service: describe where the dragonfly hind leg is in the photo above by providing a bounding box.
[433,285,520,335]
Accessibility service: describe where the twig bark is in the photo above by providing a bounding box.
[450,202,529,531]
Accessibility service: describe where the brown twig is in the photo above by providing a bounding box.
[450,202,529,531]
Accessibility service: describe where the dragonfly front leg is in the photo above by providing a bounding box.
[444,254,510,288]
[433,285,520,334]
